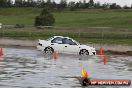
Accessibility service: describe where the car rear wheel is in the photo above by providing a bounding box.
[79,49,89,56]
[44,47,54,54]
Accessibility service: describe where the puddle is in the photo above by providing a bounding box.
[0,48,131,88]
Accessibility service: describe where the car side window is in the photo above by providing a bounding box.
[51,37,63,44]
[63,38,77,45]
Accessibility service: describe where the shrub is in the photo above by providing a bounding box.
[35,7,55,26]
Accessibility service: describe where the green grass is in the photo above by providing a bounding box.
[0,8,132,28]
[55,11,132,28]
[0,8,132,45]
[0,28,131,45]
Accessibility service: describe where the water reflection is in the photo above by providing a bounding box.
[0,48,131,88]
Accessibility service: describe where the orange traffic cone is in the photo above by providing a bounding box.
[0,48,3,56]
[85,71,88,78]
[0,56,3,62]
[99,47,103,56]
[53,51,58,60]
[1,48,3,55]
[104,55,107,65]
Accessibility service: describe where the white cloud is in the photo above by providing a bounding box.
[94,0,132,6]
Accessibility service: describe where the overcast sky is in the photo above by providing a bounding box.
[57,0,132,6]
[12,0,132,7]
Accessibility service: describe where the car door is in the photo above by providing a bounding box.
[50,37,65,53]
[62,38,80,54]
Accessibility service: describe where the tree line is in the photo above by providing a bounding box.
[0,0,132,10]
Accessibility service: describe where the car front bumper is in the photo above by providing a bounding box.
[89,51,96,55]
[92,52,96,55]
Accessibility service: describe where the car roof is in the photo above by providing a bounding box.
[52,36,79,44]
[54,36,64,38]
[53,36,70,39]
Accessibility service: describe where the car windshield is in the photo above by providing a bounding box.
[71,39,80,45]
[74,41,80,45]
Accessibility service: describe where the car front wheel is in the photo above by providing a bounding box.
[44,47,54,54]
[79,49,89,56]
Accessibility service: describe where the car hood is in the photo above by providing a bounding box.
[39,40,49,43]
[79,45,95,50]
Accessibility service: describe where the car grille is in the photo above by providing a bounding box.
[38,43,42,46]
[93,52,96,55]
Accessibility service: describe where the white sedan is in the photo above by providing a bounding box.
[37,36,96,55]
